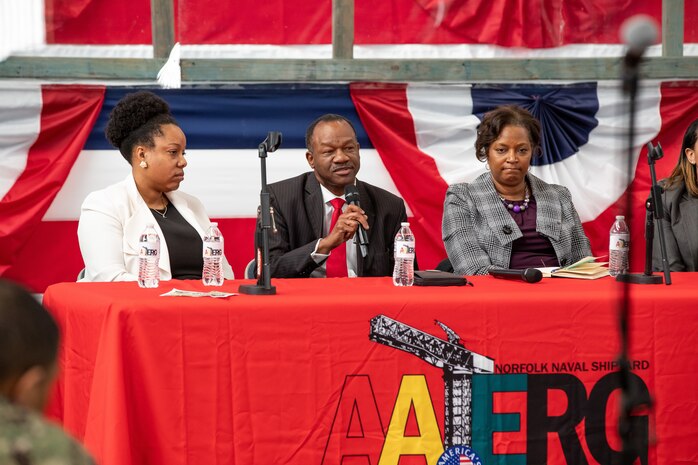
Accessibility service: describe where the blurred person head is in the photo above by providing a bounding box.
[0,279,59,411]
[305,114,361,196]
[475,105,542,193]
[105,91,187,200]
[665,118,698,195]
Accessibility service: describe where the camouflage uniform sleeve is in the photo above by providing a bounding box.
[0,400,96,465]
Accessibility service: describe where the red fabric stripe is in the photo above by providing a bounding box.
[0,85,105,279]
[351,83,448,269]
[3,221,84,293]
[46,0,696,46]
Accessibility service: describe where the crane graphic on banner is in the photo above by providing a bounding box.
[369,315,494,447]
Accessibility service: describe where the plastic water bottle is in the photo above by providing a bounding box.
[202,222,224,286]
[609,215,630,277]
[393,222,415,287]
[138,223,160,288]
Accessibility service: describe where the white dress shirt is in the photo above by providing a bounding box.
[309,183,358,277]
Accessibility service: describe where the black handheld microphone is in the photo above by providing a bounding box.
[489,268,543,283]
[344,185,369,258]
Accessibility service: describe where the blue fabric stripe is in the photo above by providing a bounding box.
[84,84,372,150]
[471,83,599,166]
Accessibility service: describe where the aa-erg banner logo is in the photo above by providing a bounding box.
[321,315,651,465]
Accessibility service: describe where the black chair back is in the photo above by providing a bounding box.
[435,258,453,273]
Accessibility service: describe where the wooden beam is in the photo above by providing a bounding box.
[180,57,698,82]
[662,0,684,57]
[0,56,165,80]
[151,0,175,59]
[2,56,697,82]
[332,0,354,59]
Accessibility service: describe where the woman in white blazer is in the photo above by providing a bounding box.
[78,91,234,282]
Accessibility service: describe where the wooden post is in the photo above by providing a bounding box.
[332,0,354,59]
[151,0,175,59]
[662,0,684,57]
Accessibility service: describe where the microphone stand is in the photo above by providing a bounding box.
[616,45,654,465]
[239,132,282,296]
[616,142,672,285]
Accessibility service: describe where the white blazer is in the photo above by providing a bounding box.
[78,175,234,282]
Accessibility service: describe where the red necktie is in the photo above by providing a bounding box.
[326,198,347,278]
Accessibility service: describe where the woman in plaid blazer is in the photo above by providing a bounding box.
[442,105,591,276]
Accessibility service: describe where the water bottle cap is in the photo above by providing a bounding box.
[401,222,410,226]
[616,215,625,220]
[210,222,218,227]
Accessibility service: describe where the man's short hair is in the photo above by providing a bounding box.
[0,280,59,382]
[305,114,358,152]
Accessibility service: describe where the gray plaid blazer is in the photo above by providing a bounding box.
[442,172,591,275]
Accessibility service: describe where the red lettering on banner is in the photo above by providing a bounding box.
[322,375,385,465]
[324,371,651,464]
[492,391,527,455]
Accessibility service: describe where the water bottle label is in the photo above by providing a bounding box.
[139,242,159,257]
[203,242,223,257]
[610,234,629,251]
[395,240,415,259]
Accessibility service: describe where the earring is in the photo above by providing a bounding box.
[139,160,147,169]
[485,163,490,171]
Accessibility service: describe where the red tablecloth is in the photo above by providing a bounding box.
[43,275,698,465]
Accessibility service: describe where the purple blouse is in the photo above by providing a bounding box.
[505,196,559,269]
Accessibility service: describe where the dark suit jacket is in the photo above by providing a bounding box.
[653,181,698,271]
[260,172,408,278]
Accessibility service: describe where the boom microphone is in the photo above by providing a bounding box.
[489,268,543,284]
[620,15,658,67]
[344,185,369,258]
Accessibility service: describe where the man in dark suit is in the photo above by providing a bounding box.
[261,114,409,278]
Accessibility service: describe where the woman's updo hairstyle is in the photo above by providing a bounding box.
[105,91,178,163]
[474,105,542,163]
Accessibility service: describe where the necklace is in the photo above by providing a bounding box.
[499,186,530,213]
[150,196,168,219]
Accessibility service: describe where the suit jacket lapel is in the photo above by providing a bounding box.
[529,174,561,241]
[304,173,325,238]
[356,180,375,276]
[123,175,172,275]
[471,174,521,245]
[678,190,698,269]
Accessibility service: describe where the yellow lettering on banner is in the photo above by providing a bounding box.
[378,375,444,465]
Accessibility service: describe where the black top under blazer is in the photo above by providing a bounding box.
[259,172,409,278]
